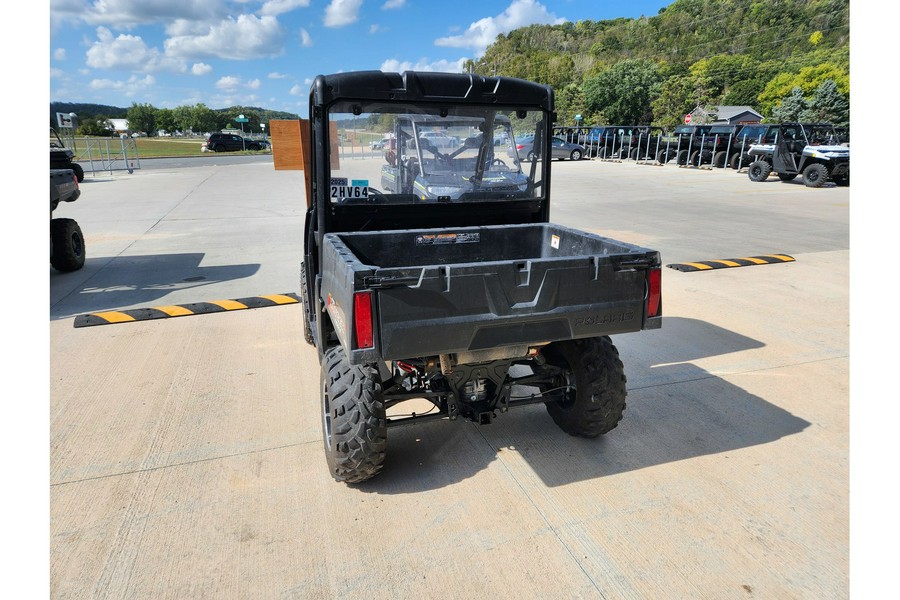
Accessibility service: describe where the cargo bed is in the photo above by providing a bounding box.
[321,223,661,364]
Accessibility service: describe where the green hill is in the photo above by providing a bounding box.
[470,0,849,127]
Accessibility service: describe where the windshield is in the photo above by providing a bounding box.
[737,125,774,143]
[327,102,546,204]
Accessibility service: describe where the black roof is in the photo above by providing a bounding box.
[310,71,554,112]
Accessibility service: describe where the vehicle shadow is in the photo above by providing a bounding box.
[49,252,260,320]
[353,317,809,493]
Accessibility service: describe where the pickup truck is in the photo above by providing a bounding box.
[50,169,86,272]
[302,71,662,483]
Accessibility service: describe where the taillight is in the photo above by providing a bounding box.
[516,144,524,150]
[647,268,661,318]
[353,291,374,349]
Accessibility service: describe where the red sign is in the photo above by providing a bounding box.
[684,114,692,124]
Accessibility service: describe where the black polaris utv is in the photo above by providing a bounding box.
[656,124,712,165]
[50,128,85,183]
[301,71,663,483]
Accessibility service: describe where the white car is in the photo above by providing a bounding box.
[419,131,459,148]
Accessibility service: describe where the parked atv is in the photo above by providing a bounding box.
[747,123,849,187]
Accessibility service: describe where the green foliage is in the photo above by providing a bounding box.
[758,62,849,116]
[771,87,808,122]
[555,83,588,126]
[651,74,718,129]
[76,116,115,137]
[155,108,177,133]
[721,79,766,106]
[800,79,849,125]
[583,59,660,124]
[126,103,157,135]
[469,0,848,126]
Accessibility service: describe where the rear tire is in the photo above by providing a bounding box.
[570,149,582,161]
[747,160,771,182]
[690,150,701,166]
[71,163,85,182]
[729,153,742,169]
[541,336,627,438]
[676,149,688,165]
[803,163,828,188]
[656,149,670,164]
[321,345,387,483]
[50,218,85,272]
[834,174,849,186]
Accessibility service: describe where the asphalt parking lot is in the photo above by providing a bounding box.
[48,157,850,598]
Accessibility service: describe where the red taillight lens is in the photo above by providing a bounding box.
[516,144,524,150]
[353,291,374,349]
[647,268,661,318]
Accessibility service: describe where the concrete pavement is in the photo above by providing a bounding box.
[49,158,849,598]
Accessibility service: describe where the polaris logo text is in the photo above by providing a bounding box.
[575,311,634,328]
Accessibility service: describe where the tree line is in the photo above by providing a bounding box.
[50,102,300,137]
[468,0,849,128]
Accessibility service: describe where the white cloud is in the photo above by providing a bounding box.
[216,76,242,90]
[380,57,468,73]
[289,84,304,95]
[216,75,261,91]
[86,27,185,72]
[382,0,406,8]
[89,74,156,91]
[269,72,289,79]
[435,0,565,57]
[260,0,311,17]
[369,24,384,34]
[50,68,64,78]
[56,0,227,28]
[300,28,313,47]
[324,0,363,28]
[164,15,285,60]
[53,48,67,60]
[192,62,213,75]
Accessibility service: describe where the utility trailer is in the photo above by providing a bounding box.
[301,71,662,483]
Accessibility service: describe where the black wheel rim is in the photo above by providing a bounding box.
[71,232,83,257]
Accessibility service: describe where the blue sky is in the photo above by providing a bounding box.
[49,0,671,117]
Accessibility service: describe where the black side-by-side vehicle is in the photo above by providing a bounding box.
[301,71,662,483]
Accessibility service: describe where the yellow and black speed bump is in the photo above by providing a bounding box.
[666,254,795,272]
[74,293,300,328]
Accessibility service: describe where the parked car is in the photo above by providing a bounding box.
[419,131,459,148]
[205,133,262,152]
[509,135,585,161]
